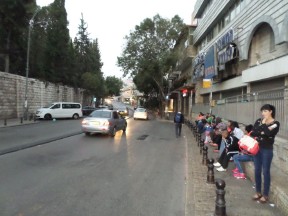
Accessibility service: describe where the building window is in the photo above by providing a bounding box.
[207,31,214,42]
[224,12,231,26]
[230,5,236,20]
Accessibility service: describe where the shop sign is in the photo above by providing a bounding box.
[218,44,237,66]
[193,52,206,68]
[204,45,216,79]
[215,29,234,52]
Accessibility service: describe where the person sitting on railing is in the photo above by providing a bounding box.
[213,129,240,172]
[210,122,226,152]
[230,121,244,140]
[195,112,205,125]
[232,124,254,179]
[204,121,214,144]
[197,118,207,134]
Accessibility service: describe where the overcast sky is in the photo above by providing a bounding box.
[37,0,197,78]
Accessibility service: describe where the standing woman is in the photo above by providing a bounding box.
[251,104,280,203]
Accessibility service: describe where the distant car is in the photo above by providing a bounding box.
[82,106,96,116]
[117,107,129,117]
[81,110,127,137]
[98,105,109,110]
[133,108,148,120]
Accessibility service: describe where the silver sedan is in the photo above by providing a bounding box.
[81,110,127,137]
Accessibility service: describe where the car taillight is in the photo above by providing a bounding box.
[103,121,111,126]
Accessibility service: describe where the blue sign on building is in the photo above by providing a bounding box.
[204,45,216,79]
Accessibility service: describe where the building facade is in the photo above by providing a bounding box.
[168,0,288,178]
[191,0,288,134]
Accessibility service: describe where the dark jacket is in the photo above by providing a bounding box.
[224,135,239,152]
[250,118,280,149]
[174,112,184,124]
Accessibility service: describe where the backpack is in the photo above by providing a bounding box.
[175,113,181,123]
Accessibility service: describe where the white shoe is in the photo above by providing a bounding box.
[213,162,221,167]
[216,166,227,172]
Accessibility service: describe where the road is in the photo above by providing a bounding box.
[0,101,134,155]
[0,116,187,215]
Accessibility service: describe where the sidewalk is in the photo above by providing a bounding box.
[0,118,39,128]
[183,124,285,216]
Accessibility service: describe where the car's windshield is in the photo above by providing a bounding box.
[136,108,146,112]
[90,111,111,118]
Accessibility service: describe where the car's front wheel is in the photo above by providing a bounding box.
[44,114,52,120]
[85,132,90,136]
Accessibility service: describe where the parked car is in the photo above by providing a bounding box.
[133,108,148,120]
[36,102,83,120]
[82,106,96,116]
[117,107,129,117]
[81,110,127,137]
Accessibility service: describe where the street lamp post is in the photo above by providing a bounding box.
[23,8,41,120]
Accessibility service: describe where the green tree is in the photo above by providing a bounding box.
[74,13,90,78]
[0,0,36,74]
[44,0,70,84]
[74,14,105,96]
[117,14,185,114]
[105,76,123,96]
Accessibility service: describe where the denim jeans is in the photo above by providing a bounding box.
[175,123,182,137]
[219,140,225,156]
[254,148,273,196]
[233,153,254,173]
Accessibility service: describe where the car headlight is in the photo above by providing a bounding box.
[82,119,89,125]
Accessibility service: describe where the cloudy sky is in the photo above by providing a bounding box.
[37,0,197,78]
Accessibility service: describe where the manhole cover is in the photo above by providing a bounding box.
[137,135,149,140]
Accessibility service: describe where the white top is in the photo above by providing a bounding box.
[233,127,244,140]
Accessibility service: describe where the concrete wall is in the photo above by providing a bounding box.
[0,71,89,119]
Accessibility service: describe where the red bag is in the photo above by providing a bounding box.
[238,133,259,155]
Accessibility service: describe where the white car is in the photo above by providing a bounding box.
[36,102,83,120]
[133,108,148,120]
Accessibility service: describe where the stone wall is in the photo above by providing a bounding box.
[0,71,91,119]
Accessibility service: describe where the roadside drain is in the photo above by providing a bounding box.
[137,135,149,140]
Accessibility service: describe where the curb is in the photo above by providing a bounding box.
[0,121,39,129]
[0,131,83,156]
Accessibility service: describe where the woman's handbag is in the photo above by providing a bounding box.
[238,133,259,155]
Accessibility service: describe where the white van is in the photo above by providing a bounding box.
[36,102,83,120]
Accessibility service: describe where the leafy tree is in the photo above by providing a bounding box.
[74,13,90,78]
[44,0,70,84]
[0,0,36,73]
[105,76,123,96]
[29,6,51,79]
[117,14,185,114]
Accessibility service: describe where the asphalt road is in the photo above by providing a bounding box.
[0,118,187,216]
[0,119,83,154]
[0,101,134,155]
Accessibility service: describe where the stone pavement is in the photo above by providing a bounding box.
[183,125,285,216]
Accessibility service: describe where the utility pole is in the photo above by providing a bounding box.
[23,8,41,120]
